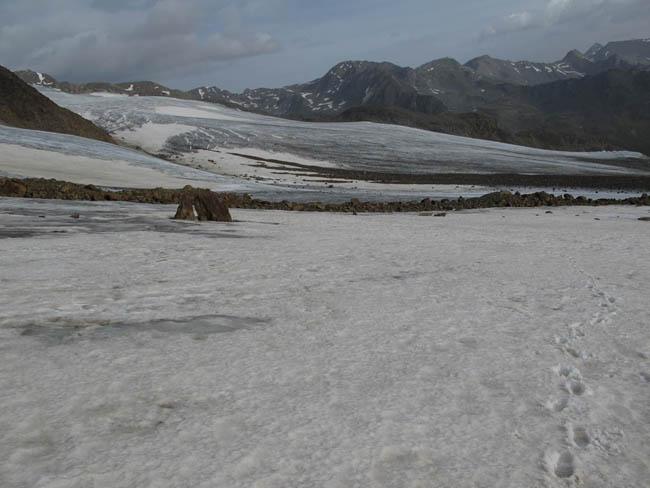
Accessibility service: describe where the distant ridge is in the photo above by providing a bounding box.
[16,38,650,118]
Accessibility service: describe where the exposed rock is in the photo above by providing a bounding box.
[2,177,650,214]
[192,190,232,222]
[173,197,196,221]
[0,178,27,197]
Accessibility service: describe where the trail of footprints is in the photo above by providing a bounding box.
[545,359,591,480]
[544,264,621,481]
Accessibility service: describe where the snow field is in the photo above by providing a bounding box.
[1,199,649,487]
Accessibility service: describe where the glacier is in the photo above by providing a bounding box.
[40,88,650,181]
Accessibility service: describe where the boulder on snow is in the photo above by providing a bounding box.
[193,190,232,222]
[173,190,232,222]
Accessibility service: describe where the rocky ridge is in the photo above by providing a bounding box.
[2,178,649,214]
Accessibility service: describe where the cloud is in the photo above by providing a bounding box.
[0,0,280,82]
[482,0,650,39]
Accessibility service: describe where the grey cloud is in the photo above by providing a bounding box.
[482,0,650,39]
[134,0,206,40]
[1,0,647,92]
[0,0,280,82]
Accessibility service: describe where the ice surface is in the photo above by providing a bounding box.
[154,105,246,122]
[0,125,269,193]
[114,121,198,153]
[1,198,649,487]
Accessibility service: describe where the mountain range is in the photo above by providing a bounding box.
[13,38,650,155]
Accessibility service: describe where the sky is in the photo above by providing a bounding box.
[0,0,648,92]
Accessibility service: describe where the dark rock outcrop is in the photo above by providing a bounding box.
[172,190,232,222]
[192,190,232,222]
[0,65,114,143]
[0,178,27,197]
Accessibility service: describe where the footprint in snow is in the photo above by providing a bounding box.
[567,379,586,396]
[564,346,584,359]
[547,396,569,413]
[572,426,590,448]
[554,364,581,379]
[554,451,576,479]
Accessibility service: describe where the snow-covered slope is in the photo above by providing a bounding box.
[40,88,650,181]
[1,199,649,487]
[0,125,260,192]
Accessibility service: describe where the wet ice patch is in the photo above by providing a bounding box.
[0,199,252,239]
[19,314,269,343]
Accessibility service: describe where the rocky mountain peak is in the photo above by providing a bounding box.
[420,57,463,70]
[588,39,650,66]
[14,70,57,86]
[585,43,604,60]
[563,49,587,62]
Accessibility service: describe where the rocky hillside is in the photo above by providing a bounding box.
[0,65,114,143]
[337,105,511,143]
[342,68,650,155]
[490,68,650,156]
[336,105,620,153]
